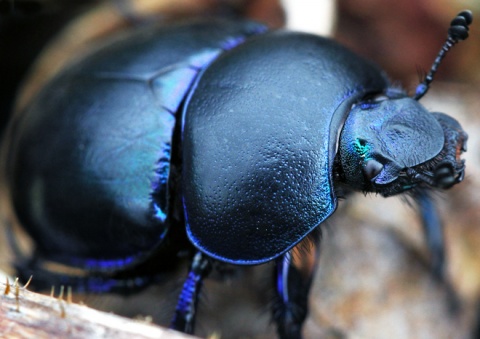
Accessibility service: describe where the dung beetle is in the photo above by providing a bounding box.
[2,10,471,338]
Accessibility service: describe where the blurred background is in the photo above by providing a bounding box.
[0,0,479,338]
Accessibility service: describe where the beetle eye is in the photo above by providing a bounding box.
[363,159,383,181]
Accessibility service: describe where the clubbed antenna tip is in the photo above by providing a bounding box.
[414,10,473,100]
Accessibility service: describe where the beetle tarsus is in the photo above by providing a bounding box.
[171,251,212,334]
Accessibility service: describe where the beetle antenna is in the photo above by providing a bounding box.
[414,10,472,100]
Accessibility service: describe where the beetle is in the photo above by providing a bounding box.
[2,10,471,338]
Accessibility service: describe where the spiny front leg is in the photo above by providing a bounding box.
[171,251,211,334]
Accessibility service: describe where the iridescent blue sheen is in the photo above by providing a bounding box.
[7,19,267,272]
[153,201,168,223]
[353,138,371,159]
[220,23,267,50]
[277,252,291,304]
[86,278,118,293]
[176,270,197,313]
[81,256,135,270]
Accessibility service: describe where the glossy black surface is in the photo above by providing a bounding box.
[183,31,388,263]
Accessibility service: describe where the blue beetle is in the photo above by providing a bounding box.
[3,10,471,338]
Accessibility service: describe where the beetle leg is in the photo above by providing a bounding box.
[273,239,319,339]
[414,190,445,281]
[171,251,211,334]
[415,190,461,312]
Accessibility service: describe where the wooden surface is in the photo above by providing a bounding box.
[0,280,195,339]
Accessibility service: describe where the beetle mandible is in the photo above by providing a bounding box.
[2,10,471,338]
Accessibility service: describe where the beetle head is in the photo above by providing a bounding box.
[338,95,467,196]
